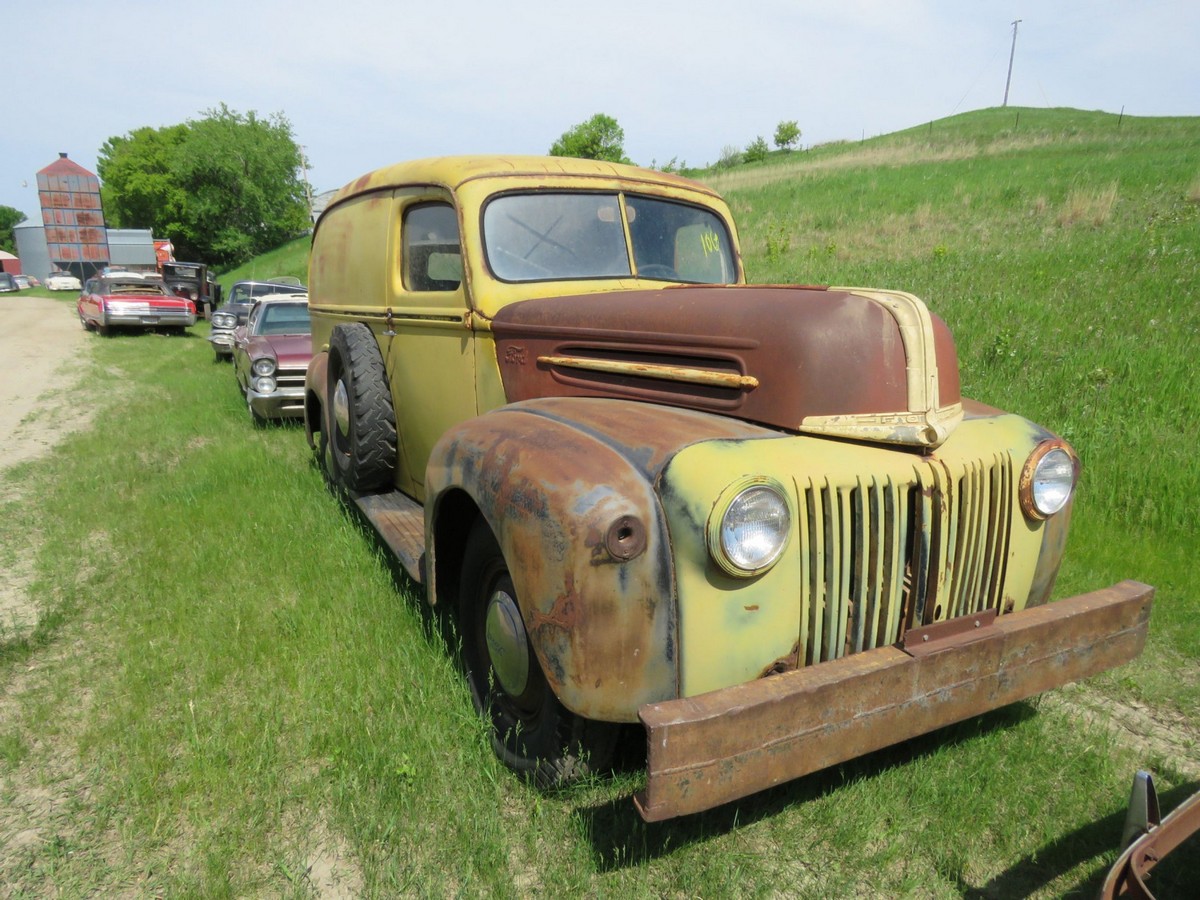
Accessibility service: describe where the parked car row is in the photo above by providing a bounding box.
[69,267,312,425]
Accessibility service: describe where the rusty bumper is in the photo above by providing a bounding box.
[634,580,1154,822]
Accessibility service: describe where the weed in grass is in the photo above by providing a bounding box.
[764,219,791,263]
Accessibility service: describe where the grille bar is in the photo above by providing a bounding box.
[797,453,1014,666]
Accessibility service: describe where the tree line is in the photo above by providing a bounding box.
[0,111,805,264]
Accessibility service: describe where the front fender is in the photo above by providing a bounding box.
[425,403,681,722]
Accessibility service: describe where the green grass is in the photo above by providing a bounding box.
[2,108,1198,896]
[216,235,310,293]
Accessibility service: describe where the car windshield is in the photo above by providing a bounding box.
[482,192,736,285]
[255,304,311,335]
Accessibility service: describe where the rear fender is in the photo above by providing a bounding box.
[425,405,678,722]
[305,350,329,452]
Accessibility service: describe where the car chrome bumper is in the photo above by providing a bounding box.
[633,580,1154,822]
[247,386,305,419]
[208,331,234,348]
[104,312,196,327]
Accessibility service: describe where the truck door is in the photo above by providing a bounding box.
[385,190,475,499]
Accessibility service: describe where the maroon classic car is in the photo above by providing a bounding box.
[231,296,311,422]
[77,273,197,334]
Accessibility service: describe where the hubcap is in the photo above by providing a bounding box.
[333,378,350,438]
[485,587,529,697]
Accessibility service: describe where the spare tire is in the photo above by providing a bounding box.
[326,323,397,492]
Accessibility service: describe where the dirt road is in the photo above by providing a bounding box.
[0,294,90,633]
[0,295,89,474]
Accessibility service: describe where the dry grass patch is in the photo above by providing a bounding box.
[703,141,982,193]
[1056,182,1120,227]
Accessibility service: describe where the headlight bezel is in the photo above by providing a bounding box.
[707,477,793,578]
[1019,439,1079,520]
[252,358,276,377]
[253,375,277,394]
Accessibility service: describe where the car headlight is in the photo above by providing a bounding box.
[254,376,277,394]
[1020,440,1078,520]
[252,358,275,377]
[213,313,236,327]
[708,479,792,577]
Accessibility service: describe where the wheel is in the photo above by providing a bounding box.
[459,520,616,788]
[325,323,397,492]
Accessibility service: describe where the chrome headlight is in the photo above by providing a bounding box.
[1020,441,1078,520]
[253,375,277,394]
[252,358,275,377]
[213,312,236,328]
[708,479,792,577]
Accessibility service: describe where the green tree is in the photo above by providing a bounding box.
[97,105,310,267]
[98,124,190,239]
[774,120,801,151]
[744,136,769,163]
[174,105,311,265]
[549,114,631,164]
[0,206,26,254]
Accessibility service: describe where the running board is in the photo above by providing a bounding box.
[354,490,427,584]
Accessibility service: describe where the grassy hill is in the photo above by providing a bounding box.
[1,107,1196,897]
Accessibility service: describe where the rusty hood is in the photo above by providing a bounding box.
[489,284,962,448]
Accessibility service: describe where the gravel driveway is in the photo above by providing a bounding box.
[0,294,89,633]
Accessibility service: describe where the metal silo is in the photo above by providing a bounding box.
[36,153,109,280]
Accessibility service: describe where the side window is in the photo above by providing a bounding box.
[403,202,462,292]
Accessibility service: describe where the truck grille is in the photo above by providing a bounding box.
[797,452,1014,665]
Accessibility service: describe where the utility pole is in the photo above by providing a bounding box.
[1003,19,1021,107]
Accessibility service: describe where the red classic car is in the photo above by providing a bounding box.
[232,296,311,422]
[77,273,197,334]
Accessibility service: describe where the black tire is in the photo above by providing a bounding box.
[459,520,616,788]
[325,323,397,492]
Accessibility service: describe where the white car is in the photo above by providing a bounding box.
[45,271,83,291]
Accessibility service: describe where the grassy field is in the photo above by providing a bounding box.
[1,107,1197,897]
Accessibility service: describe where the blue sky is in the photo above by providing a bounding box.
[4,0,1197,224]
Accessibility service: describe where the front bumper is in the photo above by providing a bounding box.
[208,330,235,352]
[634,580,1153,821]
[247,385,305,419]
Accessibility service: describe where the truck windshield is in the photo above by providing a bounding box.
[483,192,736,285]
